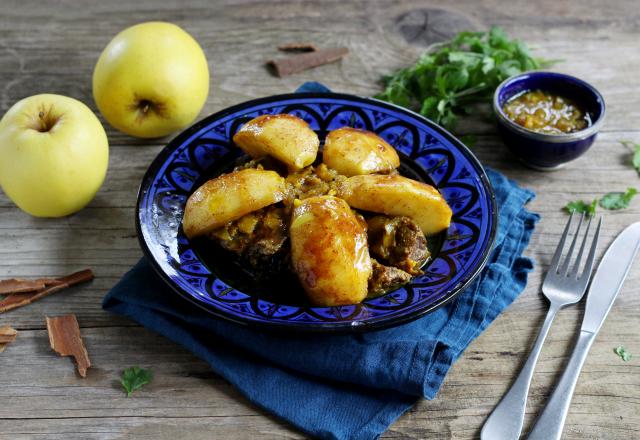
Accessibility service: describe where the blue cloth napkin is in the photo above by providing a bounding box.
[103,83,539,440]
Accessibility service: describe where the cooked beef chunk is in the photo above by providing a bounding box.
[367,215,429,275]
[209,205,288,267]
[367,259,412,298]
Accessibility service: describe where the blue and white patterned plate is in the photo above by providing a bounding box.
[136,93,497,332]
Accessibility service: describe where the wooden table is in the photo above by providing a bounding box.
[1,1,638,438]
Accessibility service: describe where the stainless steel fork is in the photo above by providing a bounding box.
[480,213,602,440]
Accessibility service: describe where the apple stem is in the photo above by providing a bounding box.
[141,102,150,115]
[38,111,48,132]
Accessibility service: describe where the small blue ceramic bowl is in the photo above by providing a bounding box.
[493,71,605,170]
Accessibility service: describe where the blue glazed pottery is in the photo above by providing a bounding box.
[493,71,605,170]
[136,93,497,332]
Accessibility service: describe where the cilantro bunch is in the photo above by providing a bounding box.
[376,26,551,130]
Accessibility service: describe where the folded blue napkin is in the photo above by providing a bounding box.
[103,83,539,440]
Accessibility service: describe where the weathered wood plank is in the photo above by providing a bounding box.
[0,417,305,440]
[0,319,637,438]
[0,0,639,145]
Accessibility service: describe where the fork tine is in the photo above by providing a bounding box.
[569,215,592,278]
[550,212,574,273]
[579,216,602,282]
[559,212,584,276]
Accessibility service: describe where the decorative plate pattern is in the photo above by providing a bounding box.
[137,93,497,332]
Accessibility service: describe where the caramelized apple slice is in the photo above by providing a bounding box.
[338,174,452,236]
[182,168,286,239]
[290,196,372,306]
[232,114,319,170]
[323,127,400,176]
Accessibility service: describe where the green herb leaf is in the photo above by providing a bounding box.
[120,366,153,397]
[599,188,638,210]
[376,26,553,130]
[620,140,640,175]
[565,199,597,216]
[614,345,632,362]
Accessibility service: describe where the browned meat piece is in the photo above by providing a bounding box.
[209,205,288,267]
[367,259,412,298]
[367,215,429,275]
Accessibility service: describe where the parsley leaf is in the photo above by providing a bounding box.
[614,346,632,362]
[565,199,597,216]
[620,140,640,175]
[376,26,553,130]
[599,188,638,210]
[120,366,153,397]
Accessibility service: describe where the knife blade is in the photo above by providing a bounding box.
[527,221,640,440]
[581,221,640,334]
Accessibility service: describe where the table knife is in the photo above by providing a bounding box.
[527,222,640,440]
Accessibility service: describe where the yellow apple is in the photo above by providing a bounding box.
[0,94,109,217]
[92,22,210,138]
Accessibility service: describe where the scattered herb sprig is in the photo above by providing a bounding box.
[614,346,632,362]
[599,188,638,210]
[565,199,598,216]
[620,140,640,175]
[565,187,637,216]
[120,366,153,397]
[376,26,553,130]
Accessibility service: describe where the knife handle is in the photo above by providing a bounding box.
[526,330,596,440]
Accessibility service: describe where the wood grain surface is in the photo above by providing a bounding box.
[0,0,639,438]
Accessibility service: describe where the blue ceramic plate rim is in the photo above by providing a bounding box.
[493,71,606,143]
[136,92,498,333]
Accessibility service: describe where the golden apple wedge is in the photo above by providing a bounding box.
[323,127,400,176]
[233,114,319,170]
[290,196,372,306]
[182,168,287,239]
[338,174,452,236]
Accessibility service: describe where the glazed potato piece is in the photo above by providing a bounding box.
[183,168,286,239]
[323,127,400,176]
[233,114,319,170]
[338,174,452,236]
[290,196,372,306]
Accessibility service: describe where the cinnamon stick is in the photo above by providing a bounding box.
[0,325,17,343]
[277,42,317,52]
[46,314,91,378]
[268,47,349,77]
[0,277,62,295]
[0,325,18,353]
[0,269,94,314]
